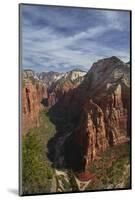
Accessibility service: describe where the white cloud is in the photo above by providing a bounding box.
[22,6,130,72]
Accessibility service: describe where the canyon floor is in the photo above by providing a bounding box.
[22,106,131,194]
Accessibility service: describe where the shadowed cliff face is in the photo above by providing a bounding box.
[70,99,108,171]
[66,56,130,171]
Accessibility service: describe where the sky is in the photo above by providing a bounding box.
[21,4,130,72]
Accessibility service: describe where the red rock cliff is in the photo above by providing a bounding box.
[22,82,48,134]
[68,57,130,171]
[72,99,108,171]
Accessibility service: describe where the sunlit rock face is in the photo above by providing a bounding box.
[22,82,48,134]
[22,56,130,172]
[47,69,86,106]
[22,69,86,133]
[37,71,64,86]
[68,57,130,171]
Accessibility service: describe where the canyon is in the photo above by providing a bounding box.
[22,56,130,177]
[22,68,87,132]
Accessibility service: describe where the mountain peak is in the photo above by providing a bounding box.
[95,56,124,65]
[23,69,34,72]
[109,56,122,62]
[86,56,130,89]
[90,56,124,73]
[23,69,39,81]
[71,68,86,73]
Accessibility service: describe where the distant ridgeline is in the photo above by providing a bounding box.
[22,68,87,133]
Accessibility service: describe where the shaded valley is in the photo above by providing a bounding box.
[21,56,131,194]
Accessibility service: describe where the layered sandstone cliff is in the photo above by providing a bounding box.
[22,69,86,132]
[68,57,130,171]
[22,82,48,134]
[48,69,86,106]
[22,56,130,173]
[72,99,108,171]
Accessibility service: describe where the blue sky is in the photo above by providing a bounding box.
[21,5,130,72]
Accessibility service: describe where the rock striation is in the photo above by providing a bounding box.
[37,71,64,86]
[22,56,130,173]
[69,56,130,171]
[48,69,86,106]
[23,69,39,81]
[22,68,86,133]
[72,99,108,171]
[22,82,48,134]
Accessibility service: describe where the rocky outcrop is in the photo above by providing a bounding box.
[22,82,48,134]
[62,69,86,81]
[72,99,108,171]
[22,68,86,132]
[37,71,64,86]
[23,69,39,81]
[68,56,130,172]
[48,69,86,106]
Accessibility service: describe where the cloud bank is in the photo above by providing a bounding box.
[21,5,130,72]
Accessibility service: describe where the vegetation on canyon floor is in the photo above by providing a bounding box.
[22,106,131,194]
[22,107,76,194]
[22,109,56,194]
[86,142,130,190]
[22,57,131,194]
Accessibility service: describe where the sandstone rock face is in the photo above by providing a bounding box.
[69,57,130,171]
[48,81,76,106]
[72,99,108,171]
[22,69,86,132]
[23,69,39,81]
[21,56,130,173]
[48,69,86,106]
[62,69,86,81]
[22,82,48,134]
